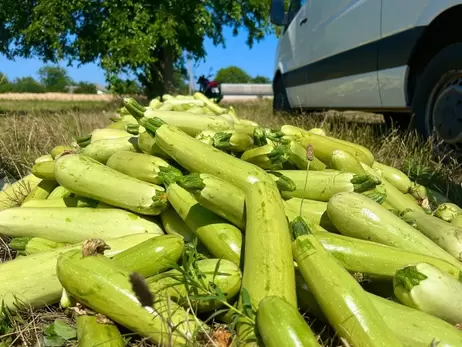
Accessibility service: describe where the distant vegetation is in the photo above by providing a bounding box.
[215,66,271,84]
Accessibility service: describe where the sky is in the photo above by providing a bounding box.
[0,27,279,86]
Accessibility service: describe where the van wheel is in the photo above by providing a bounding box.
[383,112,413,130]
[273,77,291,113]
[412,43,462,161]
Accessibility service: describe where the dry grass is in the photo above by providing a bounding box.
[0,98,461,346]
[0,93,117,101]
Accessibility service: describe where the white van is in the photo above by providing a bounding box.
[270,0,462,158]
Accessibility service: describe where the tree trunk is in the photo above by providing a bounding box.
[162,45,175,94]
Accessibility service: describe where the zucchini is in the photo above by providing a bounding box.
[402,211,462,262]
[452,214,462,228]
[275,170,380,202]
[194,92,227,115]
[111,235,184,277]
[22,180,58,203]
[50,145,74,159]
[107,151,183,186]
[291,217,403,347]
[178,173,246,230]
[78,128,135,146]
[136,131,169,159]
[21,197,98,208]
[212,130,254,153]
[238,180,297,345]
[34,154,54,163]
[54,154,167,215]
[79,136,139,164]
[435,203,462,222]
[283,197,337,232]
[166,183,241,265]
[256,296,320,347]
[146,258,241,313]
[142,119,270,191]
[57,248,205,346]
[0,234,158,310]
[327,192,462,270]
[0,174,42,210]
[31,161,55,180]
[24,237,70,255]
[47,185,73,199]
[330,149,367,175]
[372,161,411,194]
[76,314,125,347]
[0,207,164,243]
[160,208,195,242]
[316,232,462,280]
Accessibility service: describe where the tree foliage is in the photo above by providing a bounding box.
[0,0,272,98]
[38,66,73,92]
[73,81,97,94]
[215,66,252,84]
[252,75,271,83]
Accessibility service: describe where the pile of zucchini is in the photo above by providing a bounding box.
[1,92,462,347]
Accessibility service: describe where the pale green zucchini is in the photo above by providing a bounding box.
[402,211,462,262]
[330,149,367,175]
[22,180,58,203]
[307,128,326,136]
[136,131,170,159]
[285,140,326,171]
[212,130,254,153]
[50,145,74,159]
[0,207,164,243]
[283,197,337,232]
[76,314,125,347]
[106,151,183,185]
[256,296,320,347]
[79,136,139,164]
[57,248,205,346]
[291,217,403,347]
[194,92,227,115]
[34,154,54,164]
[237,180,297,345]
[111,235,184,277]
[435,203,462,222]
[31,161,55,180]
[146,258,241,313]
[0,234,158,310]
[316,233,462,280]
[178,173,246,229]
[77,128,134,147]
[327,192,462,270]
[166,183,241,265]
[21,197,98,208]
[47,185,73,199]
[452,214,462,228]
[275,170,380,202]
[160,208,195,242]
[372,161,412,193]
[54,154,167,215]
[296,275,462,347]
[142,119,270,192]
[0,174,42,210]
[149,97,162,109]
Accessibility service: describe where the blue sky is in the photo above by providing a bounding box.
[0,27,279,87]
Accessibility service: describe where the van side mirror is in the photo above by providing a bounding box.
[270,0,286,26]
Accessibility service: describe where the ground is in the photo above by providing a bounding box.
[0,97,460,346]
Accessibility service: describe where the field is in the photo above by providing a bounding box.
[0,98,461,346]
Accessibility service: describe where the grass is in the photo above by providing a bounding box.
[0,98,461,346]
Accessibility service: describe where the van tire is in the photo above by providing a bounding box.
[273,77,291,113]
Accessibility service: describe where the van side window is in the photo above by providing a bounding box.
[285,0,305,31]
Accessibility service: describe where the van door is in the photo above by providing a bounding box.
[302,0,382,109]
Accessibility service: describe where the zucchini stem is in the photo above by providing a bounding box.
[177,173,206,191]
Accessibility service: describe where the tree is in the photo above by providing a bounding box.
[107,77,143,95]
[252,75,271,83]
[0,72,12,93]
[0,0,271,98]
[11,77,46,93]
[215,66,252,84]
[37,66,72,92]
[73,81,97,94]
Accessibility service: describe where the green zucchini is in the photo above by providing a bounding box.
[212,130,254,153]
[291,217,403,347]
[329,149,367,175]
[0,174,42,210]
[435,203,462,222]
[178,173,246,230]
[111,235,184,277]
[146,258,241,313]
[34,154,54,164]
[47,185,73,199]
[54,154,167,215]
[275,170,380,202]
[143,119,270,192]
[136,131,170,159]
[78,128,134,146]
[22,180,58,203]
[57,248,205,346]
[256,296,320,347]
[0,207,164,243]
[79,136,139,164]
[31,161,55,180]
[193,92,227,115]
[283,197,337,232]
[106,151,183,186]
[160,207,196,242]
[76,314,125,347]
[452,214,462,228]
[0,233,158,310]
[50,145,74,159]
[372,161,411,194]
[316,233,462,280]
[166,183,241,265]
[402,211,462,262]
[238,180,297,345]
[24,237,70,255]
[21,197,98,208]
[327,192,462,270]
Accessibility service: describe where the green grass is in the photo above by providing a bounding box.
[0,98,461,346]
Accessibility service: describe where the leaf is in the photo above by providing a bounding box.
[241,288,254,318]
[43,319,76,344]
[43,335,65,347]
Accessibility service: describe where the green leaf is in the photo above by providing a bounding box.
[43,319,76,346]
[43,335,65,347]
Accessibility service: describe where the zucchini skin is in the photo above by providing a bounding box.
[57,249,205,346]
[31,161,56,180]
[0,207,164,243]
[79,136,138,164]
[256,296,320,347]
[372,161,411,194]
[0,174,43,210]
[54,154,167,215]
[166,183,241,265]
[76,315,125,347]
[111,235,184,277]
[160,207,196,242]
[22,180,58,203]
[327,192,461,270]
[237,180,297,345]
